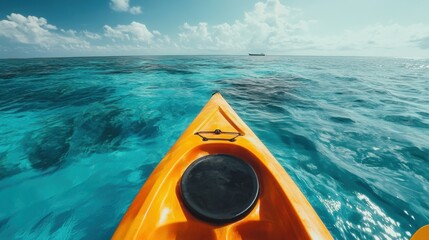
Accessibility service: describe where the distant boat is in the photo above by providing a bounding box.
[249,53,265,56]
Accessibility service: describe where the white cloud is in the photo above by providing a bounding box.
[129,6,142,15]
[179,22,214,48]
[0,13,173,57]
[104,22,154,43]
[297,23,429,57]
[339,24,429,50]
[2,0,429,57]
[110,0,129,12]
[413,36,429,49]
[83,30,101,40]
[110,0,142,15]
[176,0,429,56]
[177,0,313,52]
[0,13,89,50]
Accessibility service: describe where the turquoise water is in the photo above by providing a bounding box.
[0,56,428,239]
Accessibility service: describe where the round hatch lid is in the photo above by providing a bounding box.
[180,154,259,224]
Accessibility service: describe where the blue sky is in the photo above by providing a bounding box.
[1,0,429,58]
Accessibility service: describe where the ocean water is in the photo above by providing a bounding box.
[0,56,428,239]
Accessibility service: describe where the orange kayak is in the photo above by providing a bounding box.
[411,225,429,240]
[113,93,333,239]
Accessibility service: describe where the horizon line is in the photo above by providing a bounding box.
[1,54,428,60]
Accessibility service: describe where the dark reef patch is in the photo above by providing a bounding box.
[50,210,74,235]
[31,212,54,231]
[0,82,115,112]
[0,152,21,180]
[0,217,10,231]
[221,76,319,115]
[0,62,68,79]
[334,76,359,82]
[25,121,74,171]
[279,130,318,154]
[15,104,161,174]
[403,146,429,163]
[417,111,429,118]
[0,73,18,79]
[73,104,160,154]
[384,115,429,129]
[103,63,196,75]
[330,116,355,124]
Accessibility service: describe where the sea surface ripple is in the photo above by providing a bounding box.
[0,56,428,239]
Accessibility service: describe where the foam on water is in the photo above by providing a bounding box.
[0,56,428,239]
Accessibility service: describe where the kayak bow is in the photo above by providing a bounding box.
[113,93,332,239]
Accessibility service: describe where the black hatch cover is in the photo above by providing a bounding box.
[180,154,259,224]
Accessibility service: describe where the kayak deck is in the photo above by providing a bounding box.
[113,93,332,239]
